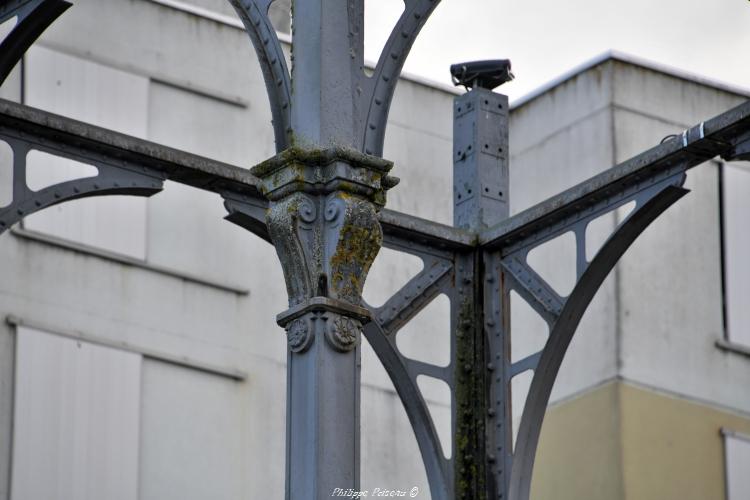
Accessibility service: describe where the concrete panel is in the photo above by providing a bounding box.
[36,0,268,113]
[620,383,750,500]
[532,381,750,500]
[615,109,750,415]
[146,80,283,304]
[725,433,750,500]
[383,119,453,225]
[721,163,750,348]
[147,79,273,166]
[0,322,14,500]
[360,383,430,497]
[11,327,141,500]
[0,233,265,370]
[140,359,245,500]
[531,381,624,500]
[612,61,747,131]
[23,46,149,259]
[140,355,286,499]
[509,106,614,213]
[510,62,614,155]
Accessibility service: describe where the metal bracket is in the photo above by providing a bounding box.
[507,177,689,500]
[0,134,164,234]
[373,257,452,335]
[222,190,270,242]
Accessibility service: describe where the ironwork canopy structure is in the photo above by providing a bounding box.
[1,1,750,499]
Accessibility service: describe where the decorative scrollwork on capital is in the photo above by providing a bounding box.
[253,147,396,352]
[266,191,319,307]
[324,192,382,305]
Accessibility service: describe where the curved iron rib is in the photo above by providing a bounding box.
[0,0,71,85]
[363,319,451,500]
[0,138,164,234]
[508,180,690,500]
[361,0,441,156]
[227,0,291,152]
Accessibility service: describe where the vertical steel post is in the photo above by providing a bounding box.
[452,85,511,499]
[453,89,510,230]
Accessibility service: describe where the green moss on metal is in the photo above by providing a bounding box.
[328,193,382,304]
[454,285,487,500]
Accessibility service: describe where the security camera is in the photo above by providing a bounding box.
[450,59,514,91]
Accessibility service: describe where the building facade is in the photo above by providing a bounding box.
[0,1,748,499]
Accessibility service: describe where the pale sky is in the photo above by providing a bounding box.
[364,0,750,103]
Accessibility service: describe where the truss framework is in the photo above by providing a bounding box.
[1,1,750,499]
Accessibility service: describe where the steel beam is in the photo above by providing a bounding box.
[480,100,750,250]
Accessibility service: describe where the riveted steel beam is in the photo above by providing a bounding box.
[480,100,750,251]
[363,319,452,500]
[372,257,453,336]
[507,180,689,500]
[228,0,292,151]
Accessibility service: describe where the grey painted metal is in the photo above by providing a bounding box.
[505,175,689,500]
[0,128,164,234]
[1,94,750,500]
[0,0,70,85]
[360,0,442,156]
[227,0,292,151]
[453,88,509,230]
[480,100,750,249]
[363,246,456,499]
[2,3,750,500]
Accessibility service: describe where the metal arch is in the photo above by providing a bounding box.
[364,320,452,499]
[360,0,441,156]
[227,0,292,152]
[0,98,272,241]
[0,137,165,235]
[359,237,457,500]
[364,262,457,500]
[0,0,71,85]
[507,177,690,500]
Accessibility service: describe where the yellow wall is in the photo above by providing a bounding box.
[529,381,750,500]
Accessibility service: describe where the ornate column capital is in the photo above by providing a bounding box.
[252,146,398,351]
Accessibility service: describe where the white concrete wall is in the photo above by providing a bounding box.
[610,62,750,416]
[507,59,750,424]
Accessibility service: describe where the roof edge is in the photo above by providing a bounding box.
[510,50,750,110]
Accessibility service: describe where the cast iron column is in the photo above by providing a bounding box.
[251,2,397,499]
